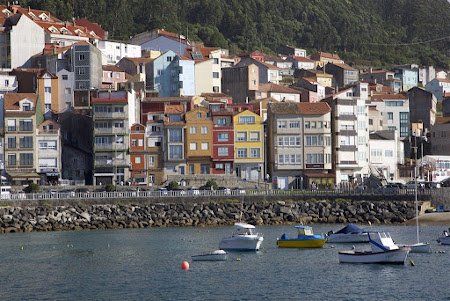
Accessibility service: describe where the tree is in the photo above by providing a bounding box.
[167,181,179,190]
[205,179,218,190]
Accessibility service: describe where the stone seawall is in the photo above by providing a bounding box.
[0,198,417,233]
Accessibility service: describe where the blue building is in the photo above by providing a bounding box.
[130,29,190,56]
[394,65,418,92]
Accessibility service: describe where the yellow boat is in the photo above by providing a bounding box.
[277,226,327,248]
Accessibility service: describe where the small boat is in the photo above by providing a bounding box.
[326,224,369,243]
[191,250,228,261]
[398,242,432,253]
[219,223,264,251]
[437,229,450,245]
[338,232,410,264]
[276,225,326,248]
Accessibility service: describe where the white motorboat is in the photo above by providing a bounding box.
[398,242,432,253]
[338,232,410,264]
[437,229,450,245]
[219,222,264,251]
[191,250,228,261]
[326,224,369,243]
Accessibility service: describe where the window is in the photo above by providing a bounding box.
[7,119,16,131]
[65,88,71,95]
[236,132,247,141]
[19,120,33,131]
[250,148,260,158]
[138,139,144,147]
[168,128,182,142]
[78,68,85,75]
[79,54,85,60]
[167,56,172,62]
[213,72,219,78]
[304,121,310,129]
[45,104,51,110]
[20,153,33,166]
[217,117,228,125]
[385,150,394,157]
[277,121,287,128]
[218,133,228,142]
[289,121,300,128]
[369,119,373,125]
[5,79,9,86]
[189,127,197,134]
[8,154,16,166]
[387,112,393,120]
[135,157,141,164]
[22,103,31,111]
[237,148,247,158]
[239,116,255,124]
[179,66,183,74]
[306,153,324,164]
[218,147,229,156]
[249,132,260,141]
[62,74,68,80]
[201,143,208,150]
[169,145,183,159]
[213,58,219,64]
[39,140,56,149]
[7,137,16,149]
[305,135,324,146]
[371,149,382,157]
[213,86,219,92]
[201,164,209,174]
[201,126,208,134]
[189,143,197,150]
[215,163,224,169]
[44,87,51,93]
[148,156,155,167]
[131,139,137,146]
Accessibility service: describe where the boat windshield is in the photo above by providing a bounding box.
[233,227,254,236]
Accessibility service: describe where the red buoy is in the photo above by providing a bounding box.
[181,261,190,271]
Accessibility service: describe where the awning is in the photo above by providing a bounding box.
[7,172,41,179]
[303,172,335,178]
[45,172,59,177]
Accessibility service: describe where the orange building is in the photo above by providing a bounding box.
[129,123,147,185]
[185,107,213,174]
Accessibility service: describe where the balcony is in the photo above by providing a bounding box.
[94,111,127,119]
[94,143,128,151]
[94,127,128,135]
[338,145,357,151]
[95,158,128,167]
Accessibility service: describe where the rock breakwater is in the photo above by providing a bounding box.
[0,199,416,233]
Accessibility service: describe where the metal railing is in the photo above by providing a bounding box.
[0,187,439,202]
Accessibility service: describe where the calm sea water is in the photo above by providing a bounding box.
[0,224,449,301]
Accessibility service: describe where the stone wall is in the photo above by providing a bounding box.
[0,198,417,233]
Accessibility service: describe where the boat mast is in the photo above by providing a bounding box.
[414,136,420,244]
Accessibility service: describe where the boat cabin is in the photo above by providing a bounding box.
[295,225,314,237]
[233,223,256,236]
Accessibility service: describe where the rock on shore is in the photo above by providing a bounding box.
[0,199,417,234]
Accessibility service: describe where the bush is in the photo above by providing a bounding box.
[167,181,179,190]
[205,179,218,190]
[105,184,116,192]
[23,183,40,193]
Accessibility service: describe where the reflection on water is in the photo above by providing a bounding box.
[0,224,449,300]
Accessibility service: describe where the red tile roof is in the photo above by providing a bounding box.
[74,18,107,39]
[298,102,331,115]
[328,62,356,71]
[102,65,124,72]
[291,56,314,63]
[370,93,408,101]
[124,57,154,65]
[4,93,37,110]
[259,83,301,94]
[310,51,342,61]
[165,104,184,114]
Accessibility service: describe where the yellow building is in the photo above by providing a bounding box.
[233,110,264,181]
[185,107,213,174]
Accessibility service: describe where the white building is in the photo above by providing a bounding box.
[36,120,62,184]
[97,40,142,65]
[368,94,410,139]
[425,78,450,102]
[368,130,404,182]
[57,69,75,111]
[324,82,370,184]
[418,155,450,182]
[0,8,45,70]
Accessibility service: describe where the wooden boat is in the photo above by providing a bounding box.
[191,250,228,261]
[338,232,410,264]
[277,225,326,248]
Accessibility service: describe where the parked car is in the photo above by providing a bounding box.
[374,184,400,195]
[187,187,200,196]
[218,187,231,195]
[157,187,168,196]
[233,187,246,195]
[405,180,425,190]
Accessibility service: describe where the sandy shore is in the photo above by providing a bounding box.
[405,212,450,226]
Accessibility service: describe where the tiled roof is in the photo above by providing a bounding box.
[165,104,184,114]
[12,68,57,78]
[298,102,331,115]
[435,116,450,125]
[291,56,314,63]
[269,102,300,114]
[102,65,124,72]
[362,69,392,74]
[74,18,107,39]
[124,57,154,65]
[328,62,356,71]
[4,92,37,110]
[370,93,408,101]
[310,51,342,61]
[259,83,301,94]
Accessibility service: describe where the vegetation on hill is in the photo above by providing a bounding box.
[13,0,450,68]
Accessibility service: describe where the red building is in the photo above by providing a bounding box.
[129,123,147,185]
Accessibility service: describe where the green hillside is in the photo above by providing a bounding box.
[14,0,450,68]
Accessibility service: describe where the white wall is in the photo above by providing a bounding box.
[98,40,142,65]
[57,69,74,111]
[10,15,45,68]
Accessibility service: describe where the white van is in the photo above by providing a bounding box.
[1,186,12,199]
